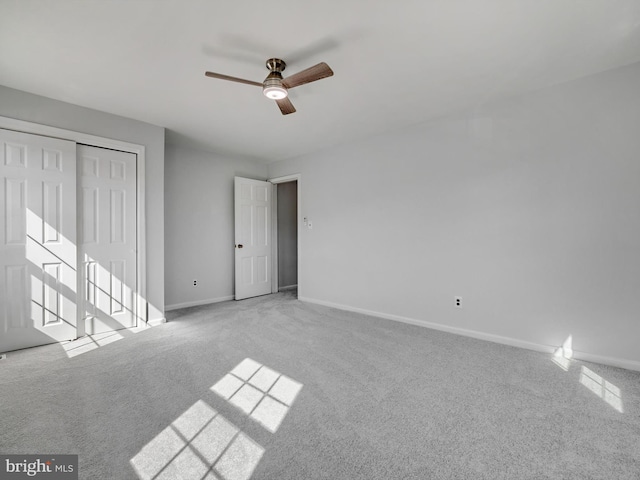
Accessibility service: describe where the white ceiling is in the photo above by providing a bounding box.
[1,1,640,163]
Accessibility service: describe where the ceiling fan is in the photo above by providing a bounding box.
[205,58,334,115]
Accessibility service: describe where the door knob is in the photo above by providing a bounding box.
[236,244,243,248]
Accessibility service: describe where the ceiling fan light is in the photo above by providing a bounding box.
[263,75,288,100]
[263,85,288,100]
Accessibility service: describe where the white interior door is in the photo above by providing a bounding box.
[0,128,77,352]
[78,145,137,334]
[235,177,272,300]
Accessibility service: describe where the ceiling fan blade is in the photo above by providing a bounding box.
[204,71,262,87]
[282,62,334,89]
[276,97,296,115]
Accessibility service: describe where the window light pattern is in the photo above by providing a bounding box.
[131,358,302,480]
[211,358,303,433]
[63,331,125,357]
[552,335,573,371]
[130,400,264,480]
[62,323,149,358]
[580,366,624,413]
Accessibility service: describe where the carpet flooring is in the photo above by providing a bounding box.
[1,290,639,479]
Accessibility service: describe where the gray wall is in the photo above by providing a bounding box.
[268,61,640,369]
[164,144,267,309]
[277,181,298,288]
[0,85,166,322]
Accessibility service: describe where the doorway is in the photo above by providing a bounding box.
[233,175,300,301]
[276,181,297,293]
[270,174,300,297]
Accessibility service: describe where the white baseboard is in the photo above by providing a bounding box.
[146,317,166,326]
[569,350,640,372]
[165,296,234,311]
[278,284,298,291]
[299,296,640,372]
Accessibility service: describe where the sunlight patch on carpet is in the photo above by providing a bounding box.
[130,400,264,480]
[211,358,303,433]
[552,335,573,371]
[580,366,624,413]
[132,358,303,479]
[62,331,124,358]
[62,324,149,358]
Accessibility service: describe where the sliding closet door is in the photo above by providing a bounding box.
[0,128,77,352]
[78,144,137,334]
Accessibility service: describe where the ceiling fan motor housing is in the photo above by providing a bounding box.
[266,58,286,73]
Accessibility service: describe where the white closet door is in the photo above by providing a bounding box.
[78,145,137,335]
[234,177,272,300]
[0,128,77,352]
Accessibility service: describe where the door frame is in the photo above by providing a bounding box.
[0,115,147,336]
[268,174,301,295]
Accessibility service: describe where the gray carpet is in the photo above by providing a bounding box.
[1,290,639,479]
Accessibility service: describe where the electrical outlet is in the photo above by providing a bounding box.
[193,280,198,287]
[455,296,462,308]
